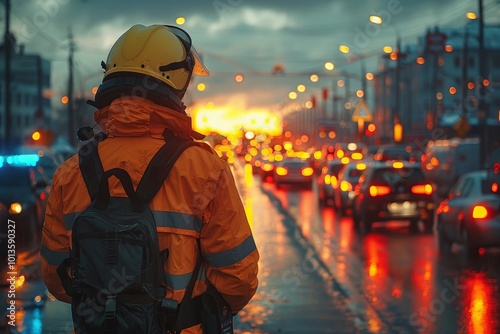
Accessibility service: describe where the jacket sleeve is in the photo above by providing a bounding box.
[200,162,259,314]
[40,172,72,303]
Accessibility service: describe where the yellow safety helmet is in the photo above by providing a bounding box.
[93,24,209,109]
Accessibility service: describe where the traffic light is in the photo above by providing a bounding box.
[365,123,377,137]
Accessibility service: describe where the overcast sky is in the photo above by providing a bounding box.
[5,0,500,115]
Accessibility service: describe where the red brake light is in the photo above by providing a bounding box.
[369,185,391,197]
[411,184,433,195]
[472,205,488,219]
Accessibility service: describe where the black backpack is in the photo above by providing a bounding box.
[57,134,201,333]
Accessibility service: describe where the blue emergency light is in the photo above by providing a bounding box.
[0,154,40,168]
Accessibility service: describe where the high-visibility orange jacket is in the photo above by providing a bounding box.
[41,97,259,333]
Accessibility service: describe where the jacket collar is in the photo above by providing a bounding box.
[93,97,205,140]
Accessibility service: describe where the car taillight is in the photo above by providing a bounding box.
[472,205,489,219]
[276,167,288,176]
[411,184,433,195]
[301,167,314,177]
[369,185,391,197]
[340,181,352,192]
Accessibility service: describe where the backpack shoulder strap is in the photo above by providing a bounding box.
[134,136,198,211]
[79,140,104,202]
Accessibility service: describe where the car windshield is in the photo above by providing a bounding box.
[0,167,31,187]
[284,161,306,169]
[371,167,425,185]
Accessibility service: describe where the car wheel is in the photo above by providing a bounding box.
[436,219,453,252]
[461,228,480,260]
[423,216,434,233]
[409,220,420,234]
[360,211,372,234]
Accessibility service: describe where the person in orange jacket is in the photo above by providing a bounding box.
[41,24,259,333]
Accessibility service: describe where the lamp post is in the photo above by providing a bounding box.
[369,16,404,143]
[477,0,488,168]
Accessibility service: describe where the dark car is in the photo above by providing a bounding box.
[373,144,416,163]
[436,170,500,259]
[333,161,366,215]
[274,158,314,189]
[352,160,435,233]
[0,154,51,326]
[317,160,345,206]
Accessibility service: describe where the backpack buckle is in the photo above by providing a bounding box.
[105,295,117,319]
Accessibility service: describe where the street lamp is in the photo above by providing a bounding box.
[369,15,404,142]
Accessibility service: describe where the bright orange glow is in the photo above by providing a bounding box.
[91,86,98,95]
[32,131,41,141]
[466,12,477,20]
[411,184,433,195]
[356,163,366,170]
[276,167,288,176]
[301,134,309,142]
[468,82,475,90]
[356,90,364,98]
[339,45,350,53]
[492,183,499,193]
[310,74,319,82]
[483,79,490,87]
[389,52,398,61]
[15,275,25,288]
[443,205,450,213]
[301,167,314,177]
[394,123,403,142]
[449,87,457,95]
[416,56,425,65]
[365,72,374,80]
[262,163,274,172]
[392,161,404,169]
[9,203,22,214]
[351,152,363,160]
[367,124,376,132]
[61,96,69,104]
[340,157,350,164]
[472,205,488,219]
[430,157,440,166]
[445,45,453,52]
[340,180,352,192]
[369,185,391,197]
[337,80,345,87]
[234,74,244,83]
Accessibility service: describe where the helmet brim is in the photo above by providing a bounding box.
[191,46,210,76]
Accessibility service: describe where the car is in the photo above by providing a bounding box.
[274,158,314,189]
[0,154,51,326]
[373,144,416,162]
[352,160,435,233]
[421,137,480,198]
[259,160,276,182]
[333,161,366,215]
[435,170,500,259]
[317,160,345,206]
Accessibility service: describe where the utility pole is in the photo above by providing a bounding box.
[478,0,488,168]
[67,27,76,146]
[3,0,11,154]
[461,28,469,117]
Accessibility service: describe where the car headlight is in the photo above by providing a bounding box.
[9,202,23,214]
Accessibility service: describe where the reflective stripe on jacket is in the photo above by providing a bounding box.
[41,97,259,333]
